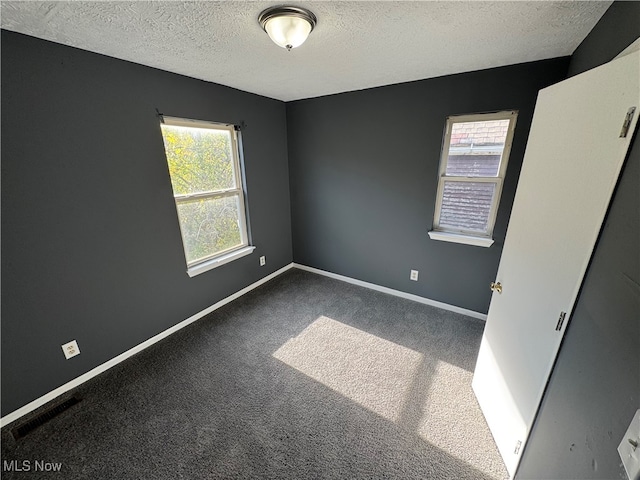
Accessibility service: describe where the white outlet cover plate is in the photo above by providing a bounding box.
[619,409,640,480]
[61,340,80,359]
[410,270,419,281]
[260,256,266,266]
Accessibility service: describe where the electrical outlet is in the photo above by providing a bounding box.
[410,270,419,281]
[259,256,266,266]
[61,340,80,360]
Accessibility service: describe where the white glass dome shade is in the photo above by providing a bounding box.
[259,6,317,51]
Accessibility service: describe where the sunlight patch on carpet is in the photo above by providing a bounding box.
[273,316,423,422]
[418,360,507,478]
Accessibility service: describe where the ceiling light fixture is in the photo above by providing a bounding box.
[258,6,317,51]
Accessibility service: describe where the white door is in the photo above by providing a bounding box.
[472,49,640,478]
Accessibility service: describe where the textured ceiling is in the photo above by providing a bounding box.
[1,1,612,101]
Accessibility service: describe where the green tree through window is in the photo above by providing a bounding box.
[160,118,249,269]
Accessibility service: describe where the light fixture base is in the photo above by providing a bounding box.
[258,6,317,32]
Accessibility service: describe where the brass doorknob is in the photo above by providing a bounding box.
[490,282,503,294]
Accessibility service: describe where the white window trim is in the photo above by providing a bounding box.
[161,116,253,276]
[429,110,517,247]
[427,231,494,247]
[186,245,256,277]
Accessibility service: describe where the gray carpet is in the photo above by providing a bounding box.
[1,269,508,479]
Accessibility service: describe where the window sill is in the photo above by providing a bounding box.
[428,231,494,247]
[187,246,256,277]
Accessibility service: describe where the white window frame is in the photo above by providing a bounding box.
[161,116,254,277]
[429,110,518,247]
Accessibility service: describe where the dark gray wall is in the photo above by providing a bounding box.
[567,1,640,78]
[287,59,569,314]
[1,30,292,416]
[517,2,640,479]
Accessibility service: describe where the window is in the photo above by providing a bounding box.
[160,116,253,276]
[429,111,517,247]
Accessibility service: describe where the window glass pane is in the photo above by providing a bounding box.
[176,195,242,264]
[161,124,236,195]
[446,154,502,177]
[446,119,510,177]
[439,181,497,233]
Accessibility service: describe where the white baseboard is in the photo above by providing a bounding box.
[293,263,488,321]
[0,263,295,428]
[2,261,484,428]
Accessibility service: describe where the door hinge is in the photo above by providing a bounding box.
[620,107,636,138]
[555,311,566,331]
[514,440,522,455]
